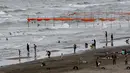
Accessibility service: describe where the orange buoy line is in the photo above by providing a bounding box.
[27,17,119,22]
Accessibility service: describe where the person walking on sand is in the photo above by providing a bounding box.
[34,44,37,57]
[96,57,99,67]
[46,51,51,58]
[125,55,128,65]
[73,44,77,54]
[112,53,117,65]
[27,43,30,53]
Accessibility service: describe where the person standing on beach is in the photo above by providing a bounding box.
[111,33,114,46]
[73,44,77,54]
[96,57,99,67]
[112,53,117,65]
[27,43,30,53]
[34,44,37,57]
[125,55,128,65]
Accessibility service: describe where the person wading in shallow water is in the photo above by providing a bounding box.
[93,39,96,49]
[46,51,51,58]
[34,44,37,57]
[73,44,77,54]
[126,39,129,44]
[27,43,30,53]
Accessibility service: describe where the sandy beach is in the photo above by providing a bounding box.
[0,45,130,73]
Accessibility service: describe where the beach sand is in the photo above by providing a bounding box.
[0,45,130,73]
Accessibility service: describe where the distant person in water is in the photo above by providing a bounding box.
[93,39,96,49]
[85,43,88,48]
[126,39,129,44]
[37,24,40,27]
[27,43,30,53]
[46,51,51,58]
[34,44,37,57]
[9,32,12,35]
[6,37,8,41]
[73,44,77,54]
[18,49,21,57]
[111,33,114,46]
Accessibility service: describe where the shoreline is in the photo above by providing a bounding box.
[0,37,128,66]
[0,45,130,73]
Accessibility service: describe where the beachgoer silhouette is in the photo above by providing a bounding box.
[125,55,128,65]
[112,53,117,65]
[37,24,40,27]
[27,43,30,53]
[111,34,114,46]
[46,51,51,58]
[6,37,8,41]
[18,49,21,57]
[85,43,88,48]
[73,44,77,54]
[105,31,108,46]
[9,32,12,35]
[93,39,96,49]
[34,44,37,57]
[96,57,99,67]
[126,39,129,44]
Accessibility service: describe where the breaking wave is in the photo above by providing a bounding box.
[4,8,27,13]
[0,5,9,9]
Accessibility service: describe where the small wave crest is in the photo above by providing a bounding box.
[0,11,6,15]
[0,5,9,9]
[4,8,27,13]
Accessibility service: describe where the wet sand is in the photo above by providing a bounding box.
[0,45,130,73]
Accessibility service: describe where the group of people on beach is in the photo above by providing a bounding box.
[26,43,51,58]
[96,50,129,68]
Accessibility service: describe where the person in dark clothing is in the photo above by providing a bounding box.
[85,43,88,48]
[6,37,8,41]
[73,44,77,54]
[18,49,21,63]
[27,43,30,53]
[46,51,51,58]
[111,34,114,46]
[34,44,37,57]
[125,55,128,65]
[126,39,129,44]
[37,24,40,27]
[112,53,117,65]
[93,39,96,49]
[96,57,99,67]
[105,31,108,46]
[18,49,21,57]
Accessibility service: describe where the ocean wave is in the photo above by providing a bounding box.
[4,8,27,13]
[68,1,130,8]
[0,5,9,9]
[0,11,6,15]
